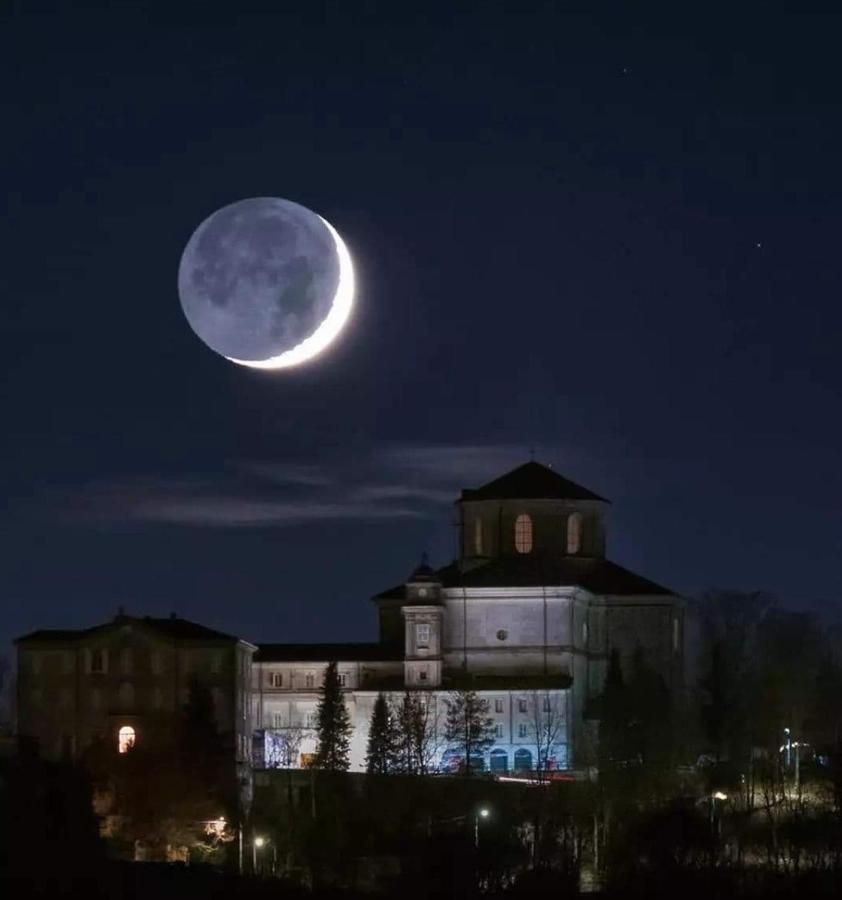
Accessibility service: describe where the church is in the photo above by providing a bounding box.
[15,461,683,776]
[252,461,683,773]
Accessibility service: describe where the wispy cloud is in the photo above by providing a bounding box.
[377,443,525,484]
[51,442,538,529]
[133,497,422,527]
[234,461,334,487]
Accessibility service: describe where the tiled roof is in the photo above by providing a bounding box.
[460,461,607,503]
[16,615,242,644]
[374,555,674,600]
[255,642,400,663]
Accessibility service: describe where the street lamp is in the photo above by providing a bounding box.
[709,791,727,836]
[474,807,490,848]
[253,835,266,874]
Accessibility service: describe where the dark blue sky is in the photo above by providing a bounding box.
[3,2,841,650]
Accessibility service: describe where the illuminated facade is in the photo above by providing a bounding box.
[252,461,684,773]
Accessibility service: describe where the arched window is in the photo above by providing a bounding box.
[118,725,136,754]
[490,748,509,774]
[514,748,534,772]
[514,514,533,554]
[566,512,582,554]
[474,517,483,556]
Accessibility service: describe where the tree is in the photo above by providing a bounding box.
[83,678,236,863]
[366,692,398,774]
[696,589,773,766]
[445,690,494,775]
[626,648,673,767]
[313,661,352,771]
[265,723,307,769]
[599,649,631,767]
[528,691,568,778]
[394,691,442,775]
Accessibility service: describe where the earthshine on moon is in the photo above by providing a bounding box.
[178,197,355,369]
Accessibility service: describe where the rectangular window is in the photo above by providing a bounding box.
[416,623,431,648]
[518,723,528,738]
[270,672,283,688]
[90,649,107,674]
[305,711,316,728]
[304,673,315,689]
[495,723,504,738]
[272,711,285,729]
[543,696,551,712]
[495,698,504,713]
[518,698,527,714]
[418,668,428,682]
[339,672,349,687]
[121,648,133,675]
[211,652,223,674]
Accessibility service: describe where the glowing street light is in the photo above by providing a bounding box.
[253,835,267,874]
[474,807,491,848]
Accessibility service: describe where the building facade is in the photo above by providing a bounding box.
[252,461,683,773]
[15,614,256,773]
[15,462,684,776]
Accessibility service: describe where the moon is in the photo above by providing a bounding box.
[177,197,355,369]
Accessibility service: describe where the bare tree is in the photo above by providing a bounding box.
[528,690,567,780]
[265,723,309,769]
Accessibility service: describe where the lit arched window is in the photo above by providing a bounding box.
[474,518,483,555]
[118,725,136,754]
[566,512,583,554]
[514,514,533,554]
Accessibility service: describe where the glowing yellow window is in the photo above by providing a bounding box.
[514,514,533,554]
[118,725,136,754]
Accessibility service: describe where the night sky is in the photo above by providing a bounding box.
[4,3,842,652]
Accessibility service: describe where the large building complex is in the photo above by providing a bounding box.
[16,461,683,775]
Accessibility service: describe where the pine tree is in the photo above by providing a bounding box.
[365,692,397,774]
[444,689,494,775]
[599,648,630,766]
[313,661,352,771]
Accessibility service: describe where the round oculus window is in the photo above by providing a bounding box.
[496,629,508,641]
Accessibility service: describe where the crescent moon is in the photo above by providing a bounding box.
[225,215,355,370]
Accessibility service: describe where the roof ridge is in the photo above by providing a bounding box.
[461,460,608,503]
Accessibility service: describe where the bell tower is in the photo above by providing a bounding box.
[401,555,443,687]
[457,460,609,563]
